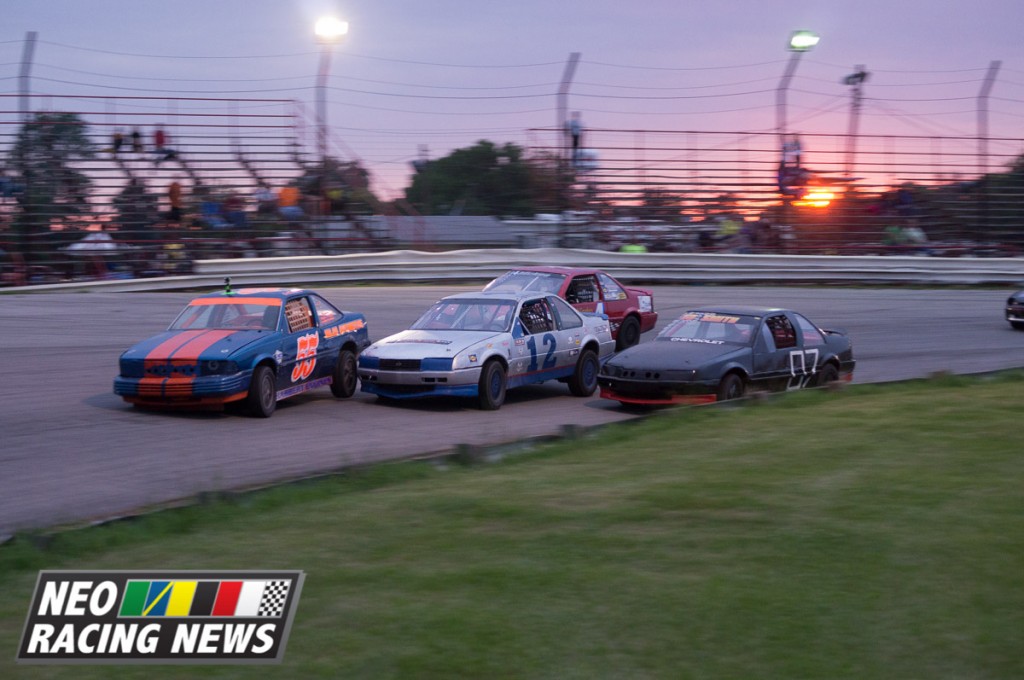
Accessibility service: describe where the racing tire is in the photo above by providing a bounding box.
[330,348,358,398]
[567,349,600,397]
[477,360,507,411]
[816,362,840,387]
[1011,320,1024,331]
[616,315,641,351]
[716,373,746,402]
[246,365,277,418]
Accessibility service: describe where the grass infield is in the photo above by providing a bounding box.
[2,372,1023,679]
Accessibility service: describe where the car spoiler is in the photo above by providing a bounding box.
[821,327,848,336]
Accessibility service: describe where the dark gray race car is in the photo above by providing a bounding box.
[1006,290,1024,330]
[598,306,855,406]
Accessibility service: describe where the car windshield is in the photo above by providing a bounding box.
[657,311,759,345]
[169,299,281,331]
[483,270,566,294]
[410,299,516,332]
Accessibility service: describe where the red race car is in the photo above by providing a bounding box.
[484,266,657,349]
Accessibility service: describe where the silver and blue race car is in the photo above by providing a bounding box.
[358,290,615,409]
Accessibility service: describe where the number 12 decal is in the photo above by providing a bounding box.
[526,333,557,372]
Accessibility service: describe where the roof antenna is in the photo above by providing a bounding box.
[224,277,233,295]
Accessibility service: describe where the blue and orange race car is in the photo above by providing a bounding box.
[113,286,370,416]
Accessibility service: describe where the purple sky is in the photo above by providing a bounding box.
[3,0,1023,200]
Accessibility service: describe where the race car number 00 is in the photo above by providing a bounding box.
[526,333,557,372]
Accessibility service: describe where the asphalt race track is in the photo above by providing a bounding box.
[2,285,1023,536]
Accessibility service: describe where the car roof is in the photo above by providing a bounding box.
[439,290,557,304]
[684,305,792,317]
[193,287,313,302]
[500,266,599,276]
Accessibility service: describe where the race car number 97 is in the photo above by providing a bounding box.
[292,332,320,382]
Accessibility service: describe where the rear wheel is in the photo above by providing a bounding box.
[616,316,641,350]
[330,348,358,398]
[716,373,745,401]
[1011,320,1024,330]
[477,360,507,410]
[568,349,600,397]
[246,365,277,417]
[816,362,840,387]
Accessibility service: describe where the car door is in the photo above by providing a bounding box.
[309,294,346,376]
[279,295,323,391]
[751,313,805,390]
[788,312,828,382]
[547,295,586,370]
[517,297,561,377]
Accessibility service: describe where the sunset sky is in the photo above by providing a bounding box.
[3,0,1023,200]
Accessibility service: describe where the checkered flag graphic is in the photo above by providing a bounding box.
[257,580,291,617]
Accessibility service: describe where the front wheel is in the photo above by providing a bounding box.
[716,373,746,402]
[246,365,277,417]
[568,349,599,397]
[477,360,507,410]
[330,348,358,398]
[616,316,641,350]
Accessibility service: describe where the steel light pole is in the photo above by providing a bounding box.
[314,17,348,166]
[776,30,819,136]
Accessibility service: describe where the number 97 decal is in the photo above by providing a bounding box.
[787,349,819,390]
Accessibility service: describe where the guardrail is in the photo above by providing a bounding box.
[7,248,1024,293]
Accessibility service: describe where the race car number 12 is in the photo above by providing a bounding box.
[292,332,319,382]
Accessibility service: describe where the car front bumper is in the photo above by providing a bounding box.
[596,376,718,405]
[113,372,251,405]
[358,366,483,400]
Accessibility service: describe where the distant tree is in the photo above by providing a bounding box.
[405,141,535,217]
[7,112,96,256]
[639,187,689,222]
[295,157,379,219]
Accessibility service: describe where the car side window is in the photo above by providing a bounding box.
[519,299,555,334]
[765,314,797,349]
[791,313,825,346]
[310,295,341,326]
[597,273,627,301]
[285,297,314,333]
[548,296,584,329]
[566,275,599,304]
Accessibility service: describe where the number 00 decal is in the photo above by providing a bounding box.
[291,332,320,382]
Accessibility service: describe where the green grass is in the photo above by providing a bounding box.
[3,373,1023,679]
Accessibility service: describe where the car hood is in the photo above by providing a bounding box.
[120,329,270,362]
[366,329,503,359]
[607,339,748,370]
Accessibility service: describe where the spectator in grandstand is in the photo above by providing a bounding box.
[254,182,277,215]
[223,192,247,230]
[153,126,177,165]
[167,178,183,224]
[278,185,304,222]
[110,129,124,155]
[130,128,143,154]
